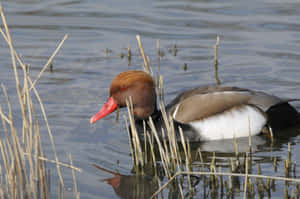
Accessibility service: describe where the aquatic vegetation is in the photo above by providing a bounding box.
[0,5,80,199]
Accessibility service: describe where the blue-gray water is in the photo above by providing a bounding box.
[1,0,300,198]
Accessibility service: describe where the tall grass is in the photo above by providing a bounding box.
[124,35,300,199]
[0,4,80,199]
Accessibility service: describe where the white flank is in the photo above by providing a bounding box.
[189,105,267,141]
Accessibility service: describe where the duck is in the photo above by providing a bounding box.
[90,70,300,142]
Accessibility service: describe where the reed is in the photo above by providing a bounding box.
[127,45,132,66]
[0,4,80,198]
[125,98,145,175]
[123,35,300,199]
[214,36,221,85]
[151,170,300,198]
[243,153,249,199]
[136,35,150,73]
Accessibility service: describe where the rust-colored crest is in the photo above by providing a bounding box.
[110,70,155,96]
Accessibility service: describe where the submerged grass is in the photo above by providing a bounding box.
[122,35,300,198]
[0,4,80,198]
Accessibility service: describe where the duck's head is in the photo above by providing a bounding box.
[90,70,156,124]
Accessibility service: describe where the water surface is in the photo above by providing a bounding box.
[1,0,300,198]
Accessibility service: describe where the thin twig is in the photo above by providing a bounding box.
[20,152,82,172]
[69,155,80,199]
[0,104,12,124]
[213,36,221,85]
[136,35,150,73]
[243,153,249,199]
[30,34,69,90]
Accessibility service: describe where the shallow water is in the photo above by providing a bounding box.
[1,0,300,198]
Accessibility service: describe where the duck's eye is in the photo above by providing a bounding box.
[120,86,127,92]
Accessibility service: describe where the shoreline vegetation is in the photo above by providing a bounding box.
[0,4,80,199]
[1,2,300,198]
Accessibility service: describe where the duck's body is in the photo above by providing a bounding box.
[90,70,300,142]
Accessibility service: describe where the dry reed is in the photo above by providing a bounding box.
[0,4,80,198]
[214,36,221,85]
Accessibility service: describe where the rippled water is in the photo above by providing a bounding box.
[1,0,300,198]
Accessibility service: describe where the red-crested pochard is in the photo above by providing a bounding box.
[90,70,300,142]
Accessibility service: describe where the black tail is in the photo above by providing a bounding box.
[267,102,300,132]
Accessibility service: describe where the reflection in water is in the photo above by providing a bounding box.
[197,135,267,153]
[93,164,159,199]
[94,163,204,199]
